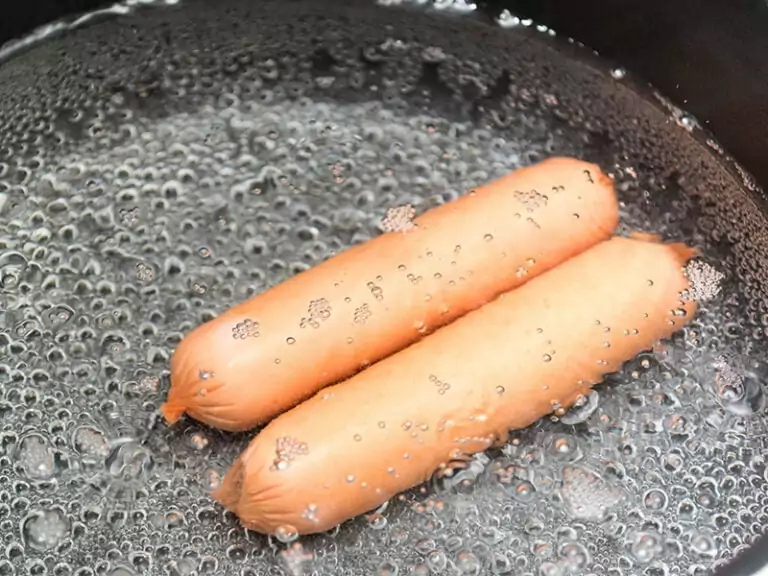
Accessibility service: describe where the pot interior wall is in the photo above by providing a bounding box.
[0,1,766,575]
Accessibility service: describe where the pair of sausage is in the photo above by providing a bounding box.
[160,157,698,536]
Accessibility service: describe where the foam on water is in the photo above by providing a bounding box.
[0,0,767,575]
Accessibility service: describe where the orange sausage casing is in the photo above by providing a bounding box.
[213,235,698,535]
[162,157,619,431]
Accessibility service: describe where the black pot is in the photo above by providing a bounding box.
[1,2,766,575]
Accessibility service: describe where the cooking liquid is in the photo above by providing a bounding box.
[0,1,767,575]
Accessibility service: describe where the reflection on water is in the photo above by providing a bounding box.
[0,0,766,574]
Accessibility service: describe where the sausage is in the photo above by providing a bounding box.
[161,157,619,431]
[212,235,698,535]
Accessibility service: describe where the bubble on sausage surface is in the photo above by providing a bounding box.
[0,0,764,574]
[381,204,417,233]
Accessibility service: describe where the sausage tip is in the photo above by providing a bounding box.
[159,401,185,424]
[627,231,662,243]
[212,458,246,516]
[627,230,699,262]
[668,242,700,264]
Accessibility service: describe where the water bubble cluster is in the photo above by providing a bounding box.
[0,0,765,574]
[300,298,332,330]
[560,465,625,521]
[683,259,725,302]
[272,436,309,471]
[381,204,417,233]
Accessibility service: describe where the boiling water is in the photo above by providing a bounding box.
[1,1,768,575]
